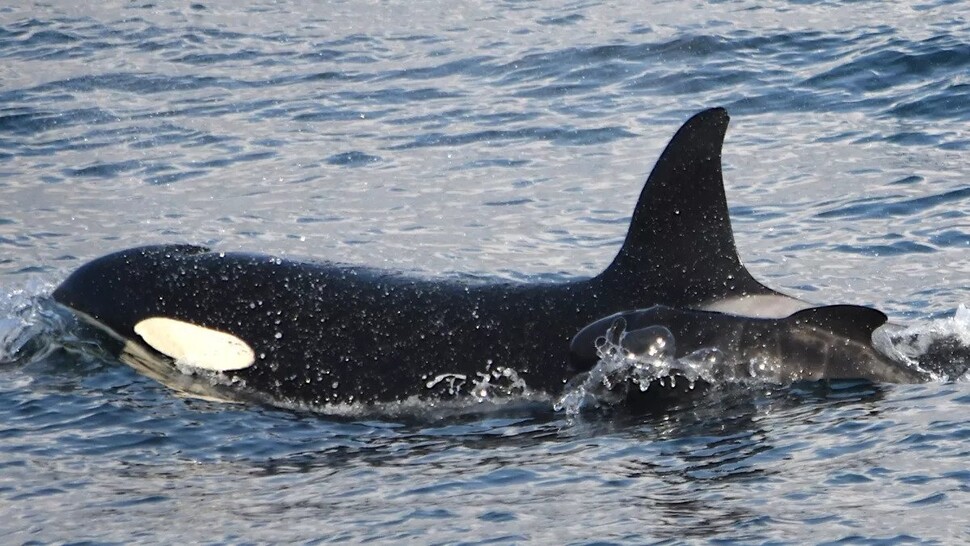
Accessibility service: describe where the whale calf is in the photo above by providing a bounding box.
[52,107,921,408]
[570,305,928,385]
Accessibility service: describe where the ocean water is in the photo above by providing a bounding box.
[1,0,969,543]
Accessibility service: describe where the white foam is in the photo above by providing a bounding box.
[872,304,970,381]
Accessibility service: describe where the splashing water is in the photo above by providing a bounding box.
[425,364,531,402]
[875,304,970,381]
[554,319,727,415]
[0,281,66,366]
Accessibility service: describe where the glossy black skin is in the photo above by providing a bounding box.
[53,107,791,406]
[570,305,929,384]
[55,245,622,404]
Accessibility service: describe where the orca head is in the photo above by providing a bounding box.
[52,244,259,374]
[597,107,808,315]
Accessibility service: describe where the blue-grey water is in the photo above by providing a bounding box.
[1,1,969,543]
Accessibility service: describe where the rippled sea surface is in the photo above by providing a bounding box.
[1,1,969,543]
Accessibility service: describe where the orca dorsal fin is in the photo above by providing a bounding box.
[598,107,776,306]
[787,305,888,342]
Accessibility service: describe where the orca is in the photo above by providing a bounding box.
[569,305,929,385]
[51,107,919,408]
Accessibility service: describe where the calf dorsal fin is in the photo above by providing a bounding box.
[787,305,888,343]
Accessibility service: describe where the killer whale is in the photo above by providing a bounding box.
[52,107,916,408]
[570,305,928,385]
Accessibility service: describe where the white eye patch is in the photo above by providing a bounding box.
[134,317,255,372]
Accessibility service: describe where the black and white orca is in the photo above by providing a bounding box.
[52,107,923,408]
